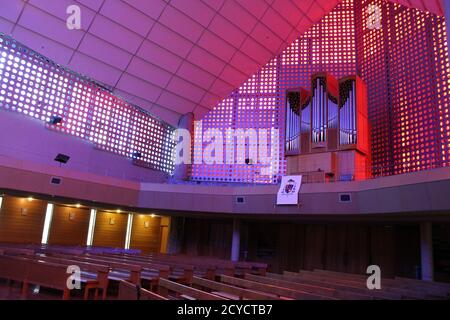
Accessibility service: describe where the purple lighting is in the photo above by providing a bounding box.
[0,33,175,174]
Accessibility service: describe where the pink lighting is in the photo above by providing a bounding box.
[0,34,175,174]
[192,0,450,183]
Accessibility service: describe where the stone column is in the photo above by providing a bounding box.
[231,218,240,262]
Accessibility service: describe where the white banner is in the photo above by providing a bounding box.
[277,175,302,205]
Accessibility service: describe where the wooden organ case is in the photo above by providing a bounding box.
[285,73,370,182]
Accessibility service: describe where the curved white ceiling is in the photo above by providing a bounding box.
[0,0,445,125]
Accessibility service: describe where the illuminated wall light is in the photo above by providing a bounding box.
[0,196,3,211]
[41,203,54,245]
[124,213,133,250]
[27,197,33,202]
[86,209,97,246]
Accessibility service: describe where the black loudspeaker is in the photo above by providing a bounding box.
[54,153,70,164]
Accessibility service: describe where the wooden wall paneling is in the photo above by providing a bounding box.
[159,216,170,253]
[303,225,327,271]
[48,205,90,246]
[369,225,396,278]
[92,211,128,248]
[183,219,232,259]
[182,218,201,256]
[130,215,162,253]
[345,225,370,274]
[0,195,47,244]
[433,223,450,283]
[206,221,232,259]
[394,225,420,278]
[250,222,280,272]
[197,219,210,256]
[325,224,347,272]
[236,221,275,270]
[278,223,304,272]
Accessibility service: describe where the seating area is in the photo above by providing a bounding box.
[1,243,449,300]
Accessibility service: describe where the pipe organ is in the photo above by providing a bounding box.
[340,79,357,146]
[286,88,310,154]
[338,76,369,154]
[285,73,370,182]
[311,74,338,146]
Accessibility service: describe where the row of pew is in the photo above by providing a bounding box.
[1,243,450,300]
[0,243,268,300]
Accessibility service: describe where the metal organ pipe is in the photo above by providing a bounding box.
[312,82,316,142]
[349,84,352,145]
[323,84,326,142]
[286,102,290,150]
[296,105,299,149]
[296,110,298,149]
[286,98,291,151]
[352,81,356,145]
[286,93,303,152]
[314,83,316,143]
[339,79,357,146]
[319,82,323,142]
[292,105,294,150]
[313,82,316,142]
[317,80,320,142]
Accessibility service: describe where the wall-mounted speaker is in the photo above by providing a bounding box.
[339,193,352,202]
[236,196,245,204]
[50,177,62,185]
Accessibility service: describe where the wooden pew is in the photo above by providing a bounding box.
[109,254,193,286]
[119,253,208,282]
[140,287,168,300]
[22,259,73,299]
[1,253,101,300]
[192,276,278,300]
[118,280,139,300]
[220,275,334,300]
[244,273,372,300]
[0,254,30,287]
[0,246,35,256]
[157,278,227,300]
[50,253,142,285]
[84,254,170,289]
[153,253,267,276]
[300,270,427,299]
[394,277,450,297]
[314,269,449,298]
[314,269,450,297]
[303,270,444,299]
[124,253,234,279]
[31,255,110,300]
[266,271,401,300]
[147,255,218,280]
[118,280,168,300]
